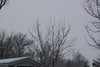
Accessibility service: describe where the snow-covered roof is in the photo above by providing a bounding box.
[0,57,40,66]
[0,57,27,64]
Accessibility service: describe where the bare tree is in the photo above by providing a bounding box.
[72,52,90,67]
[84,0,100,20]
[0,30,7,59]
[3,32,14,58]
[0,30,14,59]
[65,59,73,67]
[84,0,100,66]
[11,33,33,57]
[29,19,74,67]
[0,31,33,58]
[0,0,8,10]
[65,52,89,67]
[84,0,100,49]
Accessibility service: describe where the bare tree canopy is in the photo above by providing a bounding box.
[11,33,33,57]
[0,31,33,59]
[65,52,89,67]
[0,0,8,9]
[72,52,89,67]
[84,0,100,49]
[29,19,75,67]
[84,0,100,20]
[84,0,100,66]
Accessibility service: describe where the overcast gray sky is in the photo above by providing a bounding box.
[0,0,99,63]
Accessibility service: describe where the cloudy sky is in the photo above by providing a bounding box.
[0,0,99,63]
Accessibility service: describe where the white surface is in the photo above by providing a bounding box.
[0,57,27,64]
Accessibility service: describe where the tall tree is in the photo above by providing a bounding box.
[29,19,74,67]
[84,0,100,49]
[84,0,100,66]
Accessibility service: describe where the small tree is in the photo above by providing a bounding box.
[65,52,89,67]
[72,52,89,67]
[66,59,73,67]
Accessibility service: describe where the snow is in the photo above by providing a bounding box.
[0,57,27,64]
